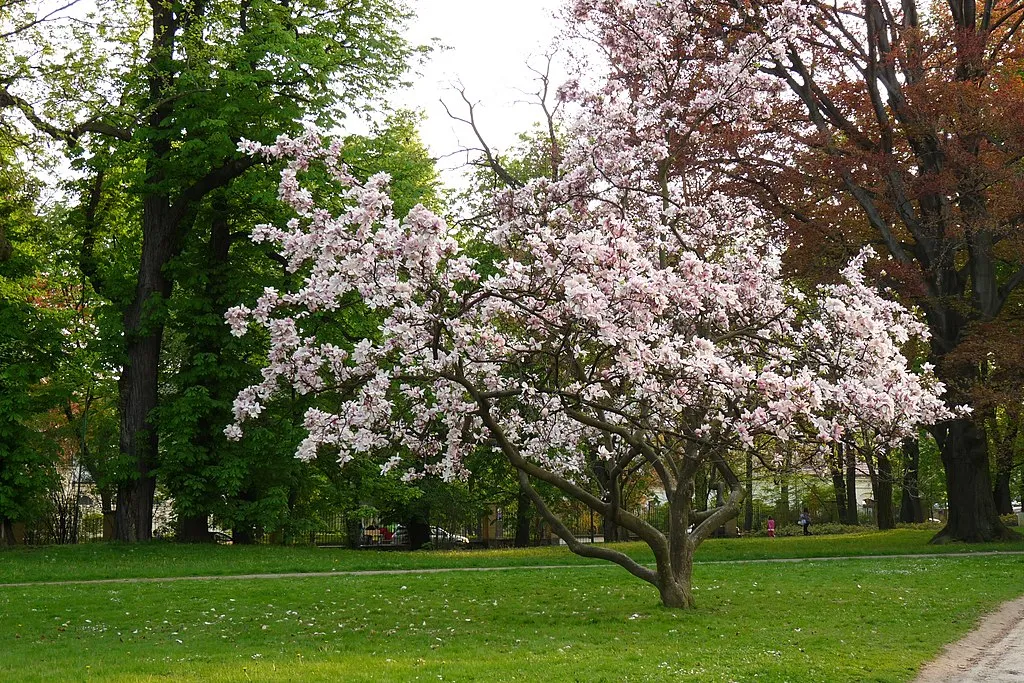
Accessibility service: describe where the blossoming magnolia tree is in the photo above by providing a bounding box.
[225,1,953,608]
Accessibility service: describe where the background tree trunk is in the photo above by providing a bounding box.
[232,524,255,544]
[777,481,790,522]
[514,484,531,547]
[407,518,430,550]
[875,449,895,530]
[0,226,11,261]
[830,443,848,523]
[900,437,925,523]
[932,419,1016,542]
[743,451,753,532]
[178,514,212,542]
[845,443,859,525]
[989,408,1018,516]
[114,198,179,541]
[1,517,14,546]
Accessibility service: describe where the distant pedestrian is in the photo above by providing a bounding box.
[799,508,811,536]
[767,517,776,538]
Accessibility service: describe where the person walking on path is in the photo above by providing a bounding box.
[799,508,812,536]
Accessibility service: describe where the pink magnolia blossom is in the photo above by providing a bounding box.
[226,1,952,608]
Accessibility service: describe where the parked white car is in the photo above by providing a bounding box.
[391,525,469,547]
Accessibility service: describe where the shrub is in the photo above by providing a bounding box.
[894,521,944,531]
[746,523,868,537]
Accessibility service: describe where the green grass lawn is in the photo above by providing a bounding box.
[2,528,1023,584]
[1,532,1024,680]
[0,552,1021,681]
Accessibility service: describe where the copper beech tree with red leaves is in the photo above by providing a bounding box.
[748,0,1024,542]
[572,0,1024,541]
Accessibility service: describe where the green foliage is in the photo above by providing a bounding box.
[157,116,439,540]
[0,0,426,539]
[0,153,64,525]
[341,111,441,218]
[916,430,948,508]
[3,0,420,538]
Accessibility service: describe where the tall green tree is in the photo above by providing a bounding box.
[0,0,414,540]
[159,113,439,541]
[0,150,63,543]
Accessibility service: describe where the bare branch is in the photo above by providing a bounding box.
[440,84,524,189]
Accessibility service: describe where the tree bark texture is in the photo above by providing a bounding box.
[932,419,1017,542]
[115,198,176,541]
[778,481,790,521]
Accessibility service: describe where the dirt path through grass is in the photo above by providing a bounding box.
[1,549,1022,589]
[914,594,1024,682]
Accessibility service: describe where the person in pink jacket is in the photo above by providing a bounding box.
[767,517,776,538]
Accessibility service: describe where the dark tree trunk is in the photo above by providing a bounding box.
[407,518,430,550]
[115,199,178,542]
[831,470,848,524]
[900,437,925,523]
[232,525,255,545]
[931,418,1017,543]
[694,462,711,512]
[594,458,627,542]
[0,225,12,261]
[845,442,859,525]
[743,450,753,532]
[603,476,626,542]
[776,451,792,521]
[777,483,789,521]
[875,449,895,530]
[994,471,1013,516]
[178,514,212,542]
[1,517,14,546]
[829,443,848,523]
[514,484,531,547]
[990,408,1017,516]
[112,4,250,543]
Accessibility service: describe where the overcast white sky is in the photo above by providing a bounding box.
[392,0,567,183]
[26,0,569,193]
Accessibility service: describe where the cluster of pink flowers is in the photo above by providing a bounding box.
[225,0,955,486]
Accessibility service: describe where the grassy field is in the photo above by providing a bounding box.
[0,548,1022,681]
[3,532,1024,681]
[3,528,1024,584]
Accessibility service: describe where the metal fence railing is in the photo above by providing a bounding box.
[7,500,799,548]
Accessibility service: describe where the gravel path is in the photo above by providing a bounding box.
[914,595,1024,682]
